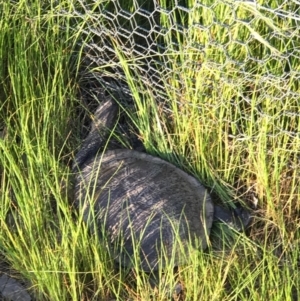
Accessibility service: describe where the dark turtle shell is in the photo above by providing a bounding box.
[74,148,214,271]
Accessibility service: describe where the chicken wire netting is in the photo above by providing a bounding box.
[62,0,300,157]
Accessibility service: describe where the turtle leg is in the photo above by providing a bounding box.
[148,268,183,300]
[213,205,252,231]
[72,98,119,171]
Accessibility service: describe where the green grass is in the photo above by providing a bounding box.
[0,0,299,300]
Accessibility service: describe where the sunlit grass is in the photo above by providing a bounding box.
[0,0,299,300]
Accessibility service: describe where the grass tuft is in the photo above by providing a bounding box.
[0,0,299,300]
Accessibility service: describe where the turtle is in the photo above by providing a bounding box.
[72,98,251,274]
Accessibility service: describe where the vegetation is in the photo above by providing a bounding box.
[0,0,299,300]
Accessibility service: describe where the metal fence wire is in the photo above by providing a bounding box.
[64,0,300,144]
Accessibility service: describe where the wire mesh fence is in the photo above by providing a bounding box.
[62,0,300,177]
[66,1,299,106]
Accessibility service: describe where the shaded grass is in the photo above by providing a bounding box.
[0,0,299,300]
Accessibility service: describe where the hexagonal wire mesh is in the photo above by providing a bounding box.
[62,0,300,192]
[67,1,299,103]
